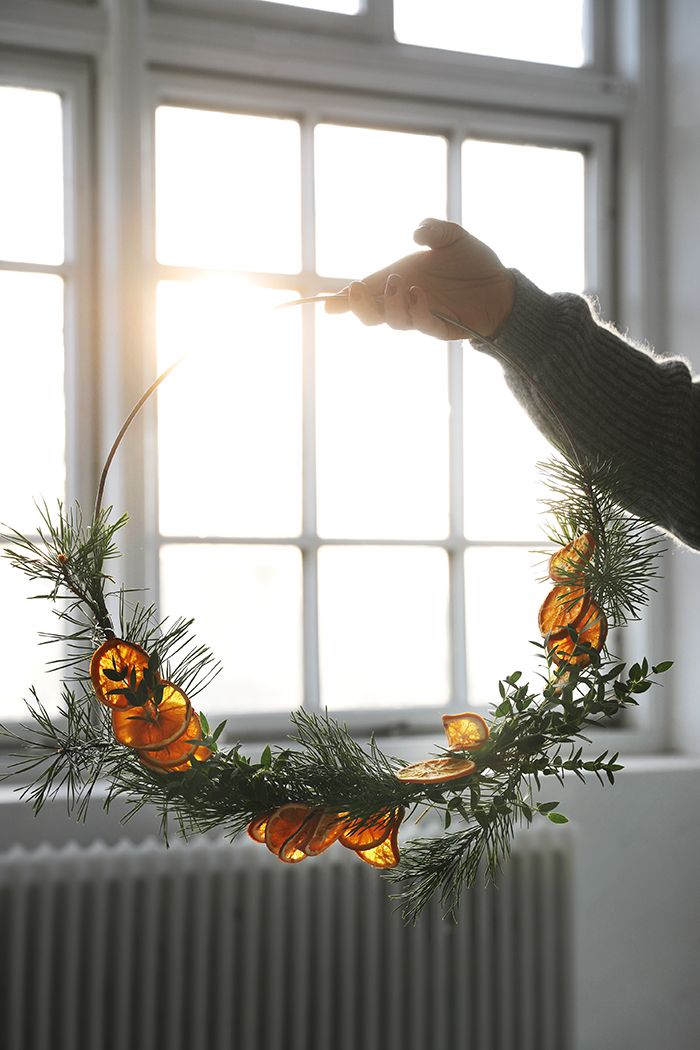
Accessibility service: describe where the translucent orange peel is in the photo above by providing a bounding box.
[354,809,404,869]
[339,810,393,851]
[442,711,490,751]
[247,814,271,844]
[538,584,592,637]
[90,638,150,709]
[279,810,321,863]
[304,812,344,856]
[396,757,476,784]
[548,531,595,582]
[264,803,314,861]
[111,682,191,750]
[546,603,608,667]
[138,710,203,768]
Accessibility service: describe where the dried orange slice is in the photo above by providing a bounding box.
[339,811,393,851]
[279,810,322,863]
[442,712,490,751]
[354,809,404,869]
[304,811,344,856]
[90,639,150,709]
[247,814,271,843]
[265,804,314,861]
[538,584,592,636]
[396,756,476,784]
[548,531,595,582]
[547,604,608,667]
[139,710,203,768]
[139,712,211,772]
[111,682,191,750]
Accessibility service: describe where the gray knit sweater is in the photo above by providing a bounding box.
[485,271,700,550]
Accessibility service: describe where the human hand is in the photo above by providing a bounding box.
[325,218,516,340]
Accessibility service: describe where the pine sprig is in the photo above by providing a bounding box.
[3,501,127,637]
[539,454,665,626]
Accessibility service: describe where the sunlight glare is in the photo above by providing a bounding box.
[315,124,447,278]
[156,106,301,273]
[319,546,450,709]
[315,309,449,538]
[394,0,585,66]
[0,87,64,264]
[156,279,302,537]
[160,544,303,713]
[465,547,550,707]
[256,0,360,11]
[0,272,65,532]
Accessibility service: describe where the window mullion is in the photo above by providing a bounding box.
[300,113,321,713]
[447,131,467,708]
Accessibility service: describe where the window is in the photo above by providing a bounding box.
[147,64,612,733]
[3,1,662,747]
[0,57,93,722]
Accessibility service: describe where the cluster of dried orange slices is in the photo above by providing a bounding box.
[396,711,490,785]
[89,639,212,773]
[538,532,608,668]
[247,804,405,868]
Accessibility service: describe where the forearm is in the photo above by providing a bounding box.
[483,271,700,550]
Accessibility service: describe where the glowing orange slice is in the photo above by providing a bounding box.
[548,531,595,582]
[339,811,393,851]
[138,710,203,768]
[304,812,344,856]
[265,804,314,861]
[354,809,404,869]
[538,584,592,636]
[279,810,322,863]
[139,712,211,772]
[111,682,191,750]
[90,639,150,709]
[396,757,476,784]
[442,712,490,751]
[547,603,608,667]
[247,814,271,844]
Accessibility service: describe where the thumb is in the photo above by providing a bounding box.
[413,218,468,249]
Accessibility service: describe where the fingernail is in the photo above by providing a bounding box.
[386,276,398,296]
[409,286,419,306]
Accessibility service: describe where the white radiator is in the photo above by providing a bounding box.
[0,826,573,1050]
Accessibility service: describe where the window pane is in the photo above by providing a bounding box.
[256,0,360,11]
[160,544,302,714]
[156,106,301,273]
[0,87,64,264]
[315,125,447,278]
[157,280,302,537]
[316,311,449,538]
[0,555,61,722]
[395,0,585,67]
[462,140,585,539]
[0,272,65,532]
[464,354,551,540]
[462,140,585,293]
[318,546,450,709]
[465,547,548,707]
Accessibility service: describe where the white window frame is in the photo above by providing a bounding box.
[0,50,96,515]
[0,0,672,753]
[144,71,617,740]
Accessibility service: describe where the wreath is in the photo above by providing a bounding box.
[1,300,671,923]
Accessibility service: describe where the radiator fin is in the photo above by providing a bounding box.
[0,827,573,1050]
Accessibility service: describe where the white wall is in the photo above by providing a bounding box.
[561,759,700,1050]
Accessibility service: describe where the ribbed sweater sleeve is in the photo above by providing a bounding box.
[480,271,700,550]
